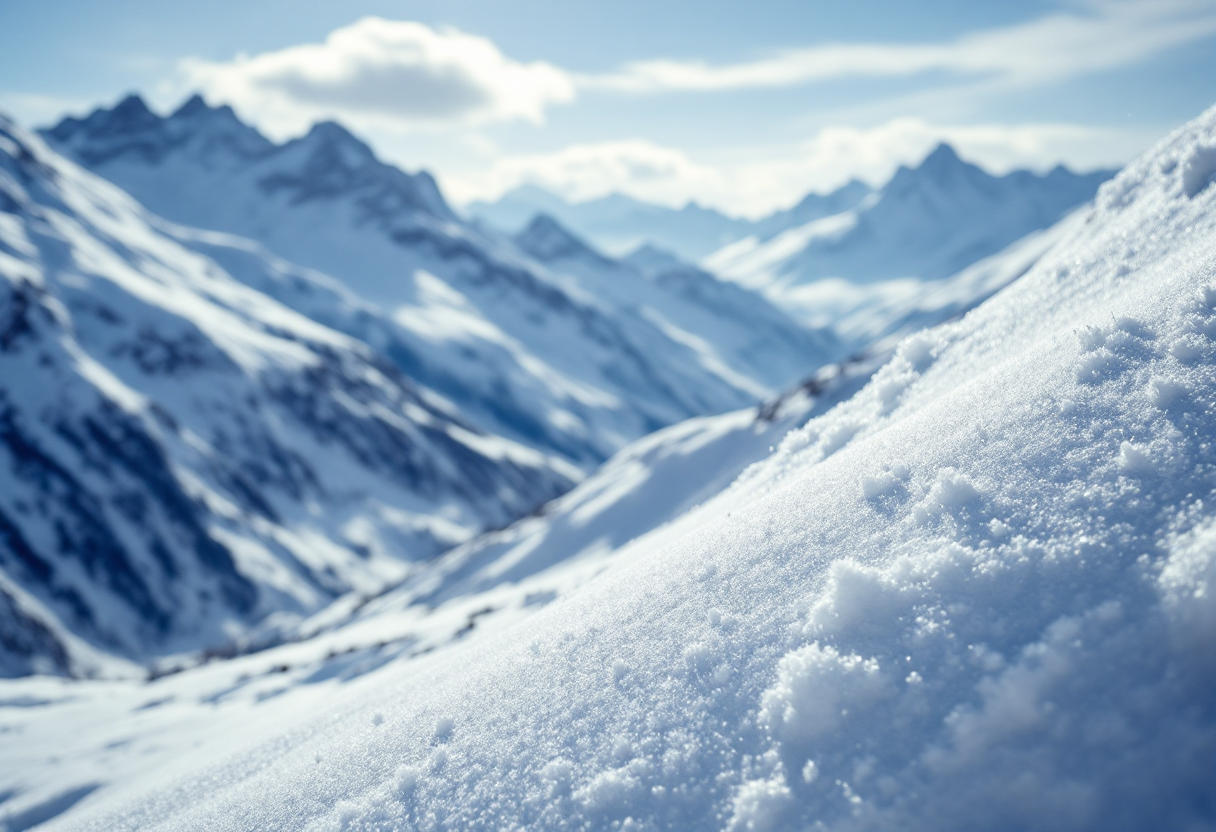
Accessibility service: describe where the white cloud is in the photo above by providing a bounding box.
[441,119,1154,217]
[585,0,1216,93]
[0,93,97,129]
[180,18,576,137]
[442,139,728,208]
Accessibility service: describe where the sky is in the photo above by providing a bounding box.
[2,0,1216,217]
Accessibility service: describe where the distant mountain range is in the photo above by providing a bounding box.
[470,149,1113,351]
[465,179,876,262]
[464,149,1111,276]
[707,144,1115,345]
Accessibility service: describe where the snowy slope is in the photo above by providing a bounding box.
[707,144,1112,345]
[43,97,796,467]
[32,104,1216,832]
[514,216,840,396]
[0,355,881,828]
[336,352,880,627]
[0,116,577,675]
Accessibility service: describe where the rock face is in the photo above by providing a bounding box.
[0,116,576,675]
[45,96,829,468]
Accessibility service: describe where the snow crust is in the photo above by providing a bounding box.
[28,105,1216,831]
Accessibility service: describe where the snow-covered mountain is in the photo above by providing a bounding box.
[707,144,1114,344]
[44,96,825,467]
[749,178,873,241]
[514,216,839,396]
[467,149,1107,354]
[466,185,756,261]
[21,102,1216,832]
[0,116,578,676]
[465,180,874,262]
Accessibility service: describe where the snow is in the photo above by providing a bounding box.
[4,101,1211,832]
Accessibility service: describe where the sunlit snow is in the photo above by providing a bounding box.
[3,102,1213,832]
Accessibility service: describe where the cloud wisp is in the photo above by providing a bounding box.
[584,0,1216,93]
[181,18,575,135]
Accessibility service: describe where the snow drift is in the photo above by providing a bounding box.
[43,105,1216,831]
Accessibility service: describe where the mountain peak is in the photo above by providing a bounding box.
[514,213,604,263]
[169,94,240,123]
[306,119,360,143]
[290,120,377,165]
[921,142,961,168]
[622,243,686,277]
[112,93,154,119]
[883,142,988,195]
[172,93,211,118]
[91,93,161,135]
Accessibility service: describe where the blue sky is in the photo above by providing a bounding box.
[3,0,1216,215]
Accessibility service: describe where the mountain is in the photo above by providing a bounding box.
[514,216,839,395]
[0,116,578,676]
[749,177,874,240]
[25,103,1216,832]
[43,96,822,468]
[707,144,1114,344]
[465,180,875,263]
[466,185,756,261]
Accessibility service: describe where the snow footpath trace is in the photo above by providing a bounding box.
[52,109,1216,831]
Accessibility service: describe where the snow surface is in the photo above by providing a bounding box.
[14,104,1216,832]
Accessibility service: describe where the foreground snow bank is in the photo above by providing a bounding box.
[56,109,1216,831]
